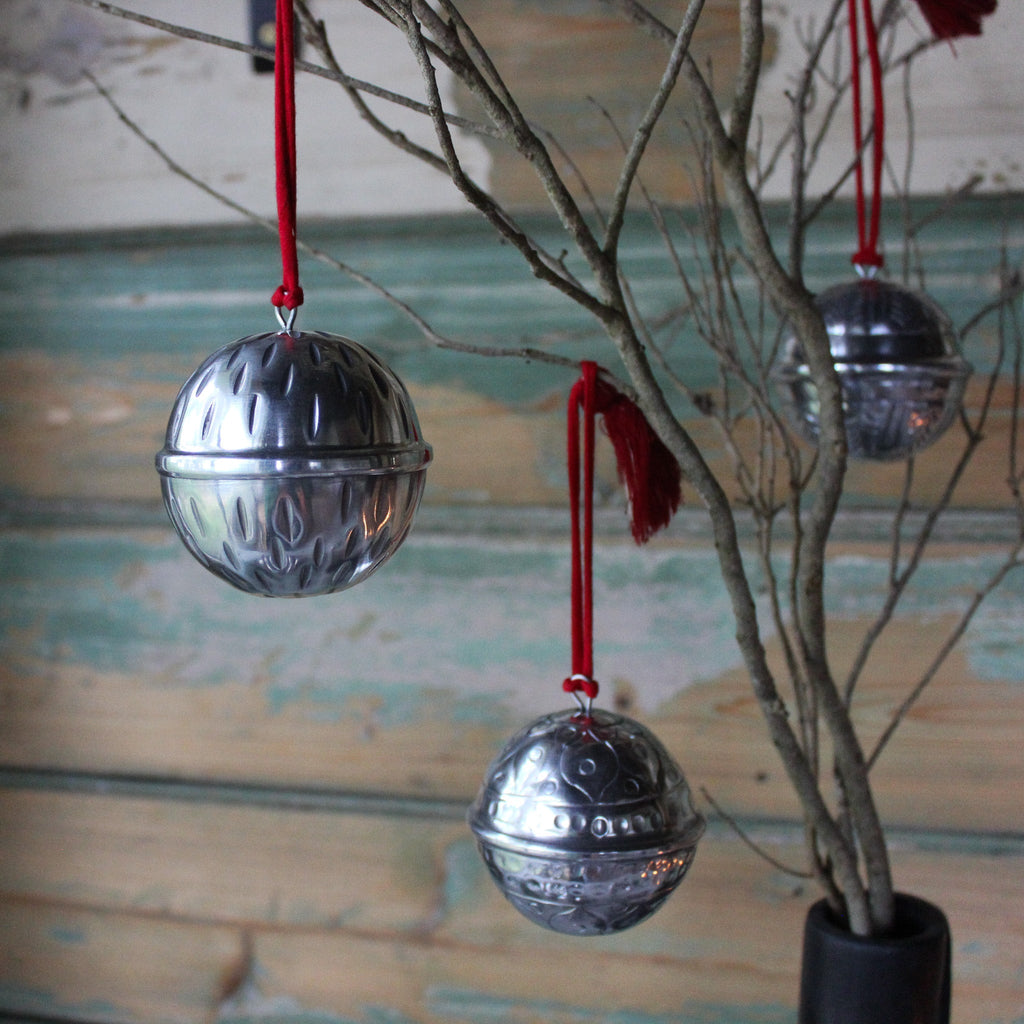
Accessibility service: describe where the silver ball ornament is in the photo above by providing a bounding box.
[155,330,431,596]
[772,277,971,460]
[468,708,705,936]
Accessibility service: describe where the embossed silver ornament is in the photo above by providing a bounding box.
[156,330,431,596]
[468,708,705,936]
[772,277,971,461]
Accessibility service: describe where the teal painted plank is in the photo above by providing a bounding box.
[4,765,1020,859]
[0,765,467,821]
[2,527,1021,725]
[1,197,1020,406]
[0,199,1019,518]
[0,527,747,723]
[2,521,1020,834]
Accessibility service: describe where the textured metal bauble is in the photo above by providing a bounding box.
[155,330,431,596]
[468,708,705,936]
[772,278,971,461]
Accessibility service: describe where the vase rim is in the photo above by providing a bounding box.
[807,892,949,947]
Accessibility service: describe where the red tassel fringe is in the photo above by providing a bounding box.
[592,370,682,545]
[912,0,997,39]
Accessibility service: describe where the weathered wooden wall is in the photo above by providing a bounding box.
[1,195,1023,1023]
[2,1,1024,1019]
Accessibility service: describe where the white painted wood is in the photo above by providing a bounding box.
[0,0,491,231]
[0,1,1020,232]
[756,0,1024,199]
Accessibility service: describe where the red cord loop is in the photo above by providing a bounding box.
[272,0,303,314]
[271,284,305,310]
[563,675,599,700]
[847,0,885,270]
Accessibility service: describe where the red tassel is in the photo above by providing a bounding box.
[592,370,682,544]
[912,0,997,39]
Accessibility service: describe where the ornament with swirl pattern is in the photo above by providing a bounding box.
[773,277,971,461]
[468,708,705,935]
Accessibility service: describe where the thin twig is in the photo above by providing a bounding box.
[66,0,499,139]
[787,0,847,278]
[294,1,450,175]
[867,550,1024,769]
[844,266,1024,703]
[401,6,608,318]
[701,788,814,878]
[603,0,704,257]
[82,69,578,372]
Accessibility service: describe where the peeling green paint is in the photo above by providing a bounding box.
[1,528,1020,733]
[47,924,87,945]
[0,984,125,1024]
[3,198,1021,410]
[425,987,793,1023]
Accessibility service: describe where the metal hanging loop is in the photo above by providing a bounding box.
[275,304,298,332]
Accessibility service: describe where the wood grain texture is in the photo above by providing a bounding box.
[0,899,242,1024]
[449,0,750,208]
[1,803,1020,1024]
[1,527,1021,833]
[0,788,459,934]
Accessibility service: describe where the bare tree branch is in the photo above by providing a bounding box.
[602,0,705,257]
[400,5,609,318]
[77,0,1024,940]
[729,0,764,153]
[701,787,814,879]
[868,550,1023,770]
[66,0,500,139]
[82,68,580,373]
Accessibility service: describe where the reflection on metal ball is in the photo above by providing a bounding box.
[772,278,971,461]
[468,708,705,936]
[155,330,431,596]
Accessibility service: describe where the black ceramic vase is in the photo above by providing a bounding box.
[798,893,951,1024]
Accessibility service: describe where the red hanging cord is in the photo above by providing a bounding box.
[270,0,304,316]
[564,362,599,707]
[846,0,995,267]
[561,363,683,709]
[847,0,885,270]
